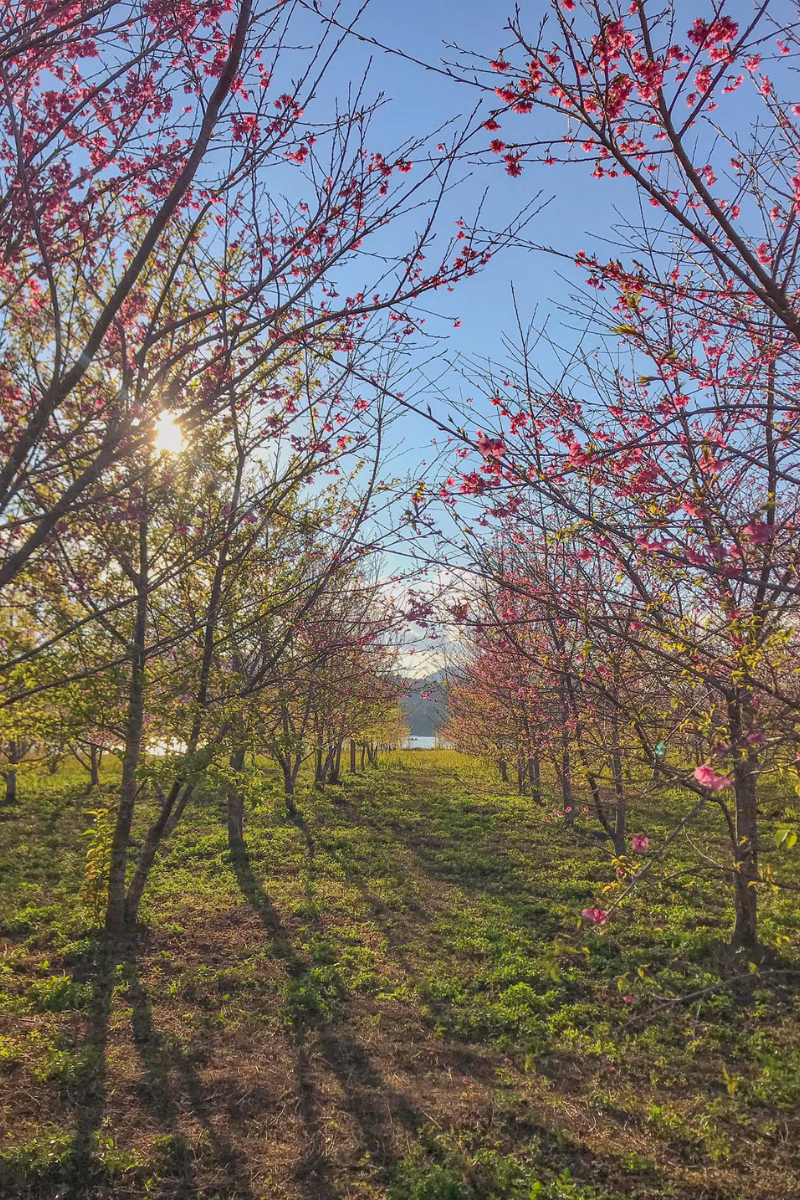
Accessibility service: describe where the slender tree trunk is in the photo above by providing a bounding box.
[527,755,542,804]
[164,784,193,838]
[314,727,326,789]
[226,748,246,853]
[360,744,365,770]
[575,739,614,842]
[283,753,302,815]
[560,737,575,820]
[105,515,148,936]
[126,452,248,922]
[276,750,299,816]
[498,757,508,784]
[90,744,101,788]
[563,667,611,832]
[611,753,626,855]
[610,697,626,854]
[280,757,295,796]
[323,745,337,784]
[350,739,357,773]
[125,779,196,922]
[331,740,342,783]
[3,768,17,805]
[731,748,760,952]
[517,757,526,795]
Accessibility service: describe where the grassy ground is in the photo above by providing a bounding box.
[1,751,800,1199]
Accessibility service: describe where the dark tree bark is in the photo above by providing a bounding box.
[731,748,760,953]
[527,754,541,804]
[3,768,16,805]
[125,781,194,923]
[105,513,148,936]
[330,739,342,783]
[560,738,575,819]
[226,748,246,853]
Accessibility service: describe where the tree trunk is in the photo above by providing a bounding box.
[610,702,626,854]
[164,784,193,838]
[280,757,295,796]
[560,737,575,820]
[324,744,338,785]
[527,755,541,804]
[350,739,357,773]
[517,758,526,795]
[611,751,626,856]
[498,757,508,784]
[731,748,760,952]
[90,744,101,789]
[3,769,17,805]
[125,782,194,923]
[226,749,246,853]
[576,742,614,843]
[332,740,342,783]
[314,730,326,789]
[105,516,148,936]
[277,751,299,816]
[360,744,365,770]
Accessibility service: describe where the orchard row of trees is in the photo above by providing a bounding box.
[1,422,409,930]
[434,0,800,955]
[0,0,478,936]
[4,0,800,960]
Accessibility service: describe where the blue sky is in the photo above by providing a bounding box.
[289,0,638,474]
[290,0,629,670]
[291,0,785,674]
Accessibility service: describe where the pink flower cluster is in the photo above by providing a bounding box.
[582,907,609,925]
[693,764,733,790]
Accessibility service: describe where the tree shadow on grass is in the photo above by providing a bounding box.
[61,933,121,1198]
[123,953,258,1199]
[230,836,424,1200]
[61,931,239,1200]
[121,957,206,1197]
[230,836,340,1200]
[338,783,561,935]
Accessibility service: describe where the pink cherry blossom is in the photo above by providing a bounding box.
[582,907,609,925]
[694,764,733,790]
[744,522,775,544]
[631,834,650,853]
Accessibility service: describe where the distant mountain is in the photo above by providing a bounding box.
[399,672,448,738]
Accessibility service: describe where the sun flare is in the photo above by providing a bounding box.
[154,411,185,455]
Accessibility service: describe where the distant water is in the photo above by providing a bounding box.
[402,736,444,749]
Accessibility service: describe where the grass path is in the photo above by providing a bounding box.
[1,752,799,1198]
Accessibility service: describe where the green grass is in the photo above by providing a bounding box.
[1,752,799,1198]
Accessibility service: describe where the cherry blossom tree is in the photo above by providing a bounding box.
[421,0,800,952]
[0,0,496,601]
